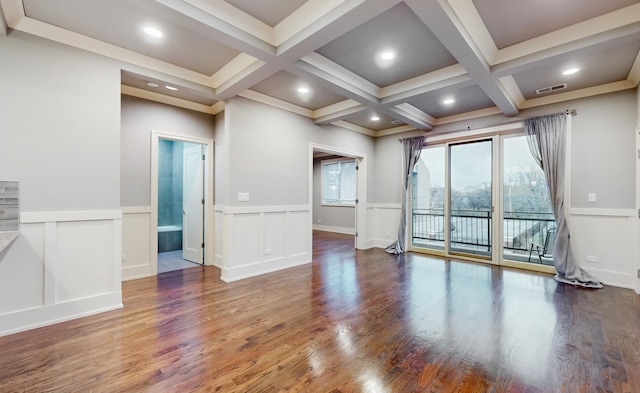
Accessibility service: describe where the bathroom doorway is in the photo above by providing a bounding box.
[156,138,205,273]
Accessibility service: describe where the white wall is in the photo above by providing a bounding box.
[216,97,375,281]
[372,89,638,289]
[120,95,215,280]
[636,86,640,294]
[0,32,122,336]
[312,158,355,234]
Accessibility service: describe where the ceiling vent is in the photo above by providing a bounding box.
[535,83,567,95]
[391,119,405,125]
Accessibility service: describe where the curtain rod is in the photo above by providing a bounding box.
[398,109,577,142]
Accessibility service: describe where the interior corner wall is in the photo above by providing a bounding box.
[0,32,122,336]
[217,97,374,281]
[120,95,215,280]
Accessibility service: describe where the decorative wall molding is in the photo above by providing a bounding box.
[570,208,636,217]
[312,224,355,235]
[0,210,122,337]
[218,205,311,282]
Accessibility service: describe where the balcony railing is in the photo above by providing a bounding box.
[412,209,555,253]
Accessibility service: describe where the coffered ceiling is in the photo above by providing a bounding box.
[2,0,639,136]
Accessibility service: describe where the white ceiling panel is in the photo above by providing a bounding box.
[343,112,402,132]
[409,85,495,119]
[224,0,308,27]
[23,0,240,76]
[513,40,640,100]
[251,71,347,110]
[317,2,457,88]
[474,0,640,49]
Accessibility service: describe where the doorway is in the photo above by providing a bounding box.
[150,131,214,276]
[157,139,205,273]
[309,144,367,250]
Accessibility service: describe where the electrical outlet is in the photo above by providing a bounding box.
[588,193,596,203]
[121,255,127,262]
[264,249,272,256]
[586,256,598,263]
[237,192,250,202]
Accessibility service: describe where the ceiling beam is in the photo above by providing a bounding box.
[386,103,435,130]
[406,0,519,116]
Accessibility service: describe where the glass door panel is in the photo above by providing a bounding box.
[449,140,492,258]
[502,136,555,264]
[411,146,446,251]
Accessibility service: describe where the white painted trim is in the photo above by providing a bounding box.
[121,85,217,115]
[220,253,310,282]
[121,265,153,281]
[150,131,215,274]
[0,292,123,337]
[330,121,376,137]
[581,267,636,290]
[313,99,362,119]
[570,208,636,217]
[239,90,313,118]
[20,210,122,223]
[217,205,309,215]
[309,143,367,250]
[121,206,151,214]
[369,203,402,210]
[313,225,355,235]
[43,222,57,306]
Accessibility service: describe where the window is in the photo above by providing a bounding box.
[321,158,356,205]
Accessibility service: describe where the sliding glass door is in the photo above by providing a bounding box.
[449,140,493,258]
[410,132,556,271]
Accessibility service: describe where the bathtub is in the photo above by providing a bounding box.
[158,225,182,252]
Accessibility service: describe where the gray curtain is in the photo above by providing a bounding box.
[386,136,425,255]
[524,113,602,288]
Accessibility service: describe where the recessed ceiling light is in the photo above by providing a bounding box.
[165,85,178,91]
[562,68,580,75]
[443,98,455,105]
[143,27,163,38]
[297,87,310,94]
[380,51,395,60]
[371,115,380,121]
[146,82,159,88]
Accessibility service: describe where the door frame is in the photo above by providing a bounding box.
[150,131,214,275]
[309,143,367,250]
[408,122,559,274]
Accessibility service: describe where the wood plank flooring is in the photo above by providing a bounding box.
[1,231,639,392]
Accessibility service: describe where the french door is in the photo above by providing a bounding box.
[410,133,555,271]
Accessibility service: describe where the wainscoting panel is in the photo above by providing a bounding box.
[0,223,44,315]
[570,209,636,289]
[56,220,115,302]
[0,211,122,337]
[121,208,152,281]
[214,209,224,268]
[218,205,311,282]
[367,204,401,249]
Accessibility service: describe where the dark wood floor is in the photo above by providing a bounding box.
[1,231,639,392]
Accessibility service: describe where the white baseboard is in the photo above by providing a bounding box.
[312,224,355,235]
[221,253,311,282]
[581,267,635,290]
[0,292,122,337]
[122,265,153,281]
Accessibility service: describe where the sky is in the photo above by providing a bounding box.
[419,135,541,189]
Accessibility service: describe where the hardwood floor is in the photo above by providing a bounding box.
[1,231,639,392]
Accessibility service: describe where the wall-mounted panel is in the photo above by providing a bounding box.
[289,211,309,256]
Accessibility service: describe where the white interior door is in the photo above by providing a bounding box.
[183,143,204,263]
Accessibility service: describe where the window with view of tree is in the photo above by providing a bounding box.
[321,159,356,205]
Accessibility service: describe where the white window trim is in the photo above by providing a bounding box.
[320,157,357,206]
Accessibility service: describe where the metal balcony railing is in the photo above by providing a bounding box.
[412,209,555,253]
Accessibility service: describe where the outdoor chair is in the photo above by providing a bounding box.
[528,227,556,264]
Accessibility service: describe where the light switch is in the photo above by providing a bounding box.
[588,193,596,203]
[238,192,250,202]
